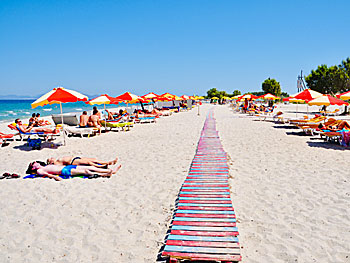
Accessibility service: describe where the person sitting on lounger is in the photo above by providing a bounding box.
[87,109,102,133]
[15,119,58,134]
[92,106,102,120]
[26,161,121,181]
[79,111,89,127]
[105,109,115,120]
[46,156,118,168]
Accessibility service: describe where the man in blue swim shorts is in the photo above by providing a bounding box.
[26,162,121,181]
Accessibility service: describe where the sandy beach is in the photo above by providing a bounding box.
[0,103,349,262]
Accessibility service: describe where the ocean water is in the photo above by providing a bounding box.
[0,100,131,123]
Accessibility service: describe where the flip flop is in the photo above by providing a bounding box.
[0,172,11,179]
[9,173,20,179]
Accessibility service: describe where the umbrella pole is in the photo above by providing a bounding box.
[104,104,107,130]
[60,102,66,146]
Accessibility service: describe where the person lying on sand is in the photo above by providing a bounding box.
[15,119,58,134]
[46,156,118,168]
[26,161,121,181]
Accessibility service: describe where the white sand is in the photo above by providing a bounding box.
[0,103,349,262]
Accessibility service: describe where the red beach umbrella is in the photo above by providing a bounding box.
[31,87,89,145]
[292,89,323,102]
[308,95,349,106]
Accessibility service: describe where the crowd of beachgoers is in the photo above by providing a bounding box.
[0,101,349,262]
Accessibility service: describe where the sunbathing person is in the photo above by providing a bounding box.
[79,111,89,127]
[318,120,350,131]
[92,106,102,120]
[15,119,58,133]
[47,156,118,168]
[87,109,102,133]
[26,161,122,181]
[105,109,115,120]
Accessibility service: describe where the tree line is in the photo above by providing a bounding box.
[205,57,350,99]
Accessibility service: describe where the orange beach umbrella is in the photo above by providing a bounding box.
[31,87,89,145]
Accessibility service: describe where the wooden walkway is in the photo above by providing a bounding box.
[162,110,242,262]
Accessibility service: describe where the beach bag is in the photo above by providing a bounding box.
[341,131,350,147]
[27,138,42,150]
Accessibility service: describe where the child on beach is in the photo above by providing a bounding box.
[26,161,121,181]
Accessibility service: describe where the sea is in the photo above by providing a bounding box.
[0,100,132,124]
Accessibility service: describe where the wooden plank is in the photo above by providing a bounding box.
[172,221,236,227]
[162,251,241,262]
[170,230,239,236]
[165,240,240,248]
[167,234,238,242]
[175,213,235,219]
[175,210,235,215]
[179,194,231,198]
[177,206,233,211]
[164,245,240,254]
[182,184,229,188]
[174,216,236,222]
[177,203,232,207]
[178,199,231,204]
[172,225,238,232]
[182,187,229,190]
[179,197,231,200]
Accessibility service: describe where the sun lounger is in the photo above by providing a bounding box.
[64,126,98,137]
[100,120,134,131]
[0,132,15,146]
[136,116,156,123]
[51,114,79,126]
[8,123,59,141]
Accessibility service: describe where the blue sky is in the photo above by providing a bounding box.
[1,0,349,97]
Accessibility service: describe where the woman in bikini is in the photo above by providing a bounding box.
[46,156,118,168]
[26,161,121,181]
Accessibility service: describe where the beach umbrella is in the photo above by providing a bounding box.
[181,95,190,100]
[142,92,159,99]
[239,94,258,100]
[259,93,280,100]
[292,89,323,102]
[87,94,119,105]
[87,94,121,128]
[339,91,350,100]
[211,96,219,100]
[31,87,88,145]
[114,92,149,111]
[308,95,349,106]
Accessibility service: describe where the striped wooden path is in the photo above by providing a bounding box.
[162,110,242,262]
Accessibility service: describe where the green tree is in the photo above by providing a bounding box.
[305,64,347,95]
[232,90,241,96]
[261,78,281,96]
[281,92,289,98]
[206,88,219,98]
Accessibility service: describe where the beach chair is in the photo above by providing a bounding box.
[64,126,99,137]
[51,114,79,126]
[136,116,156,123]
[0,132,15,146]
[100,120,134,131]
